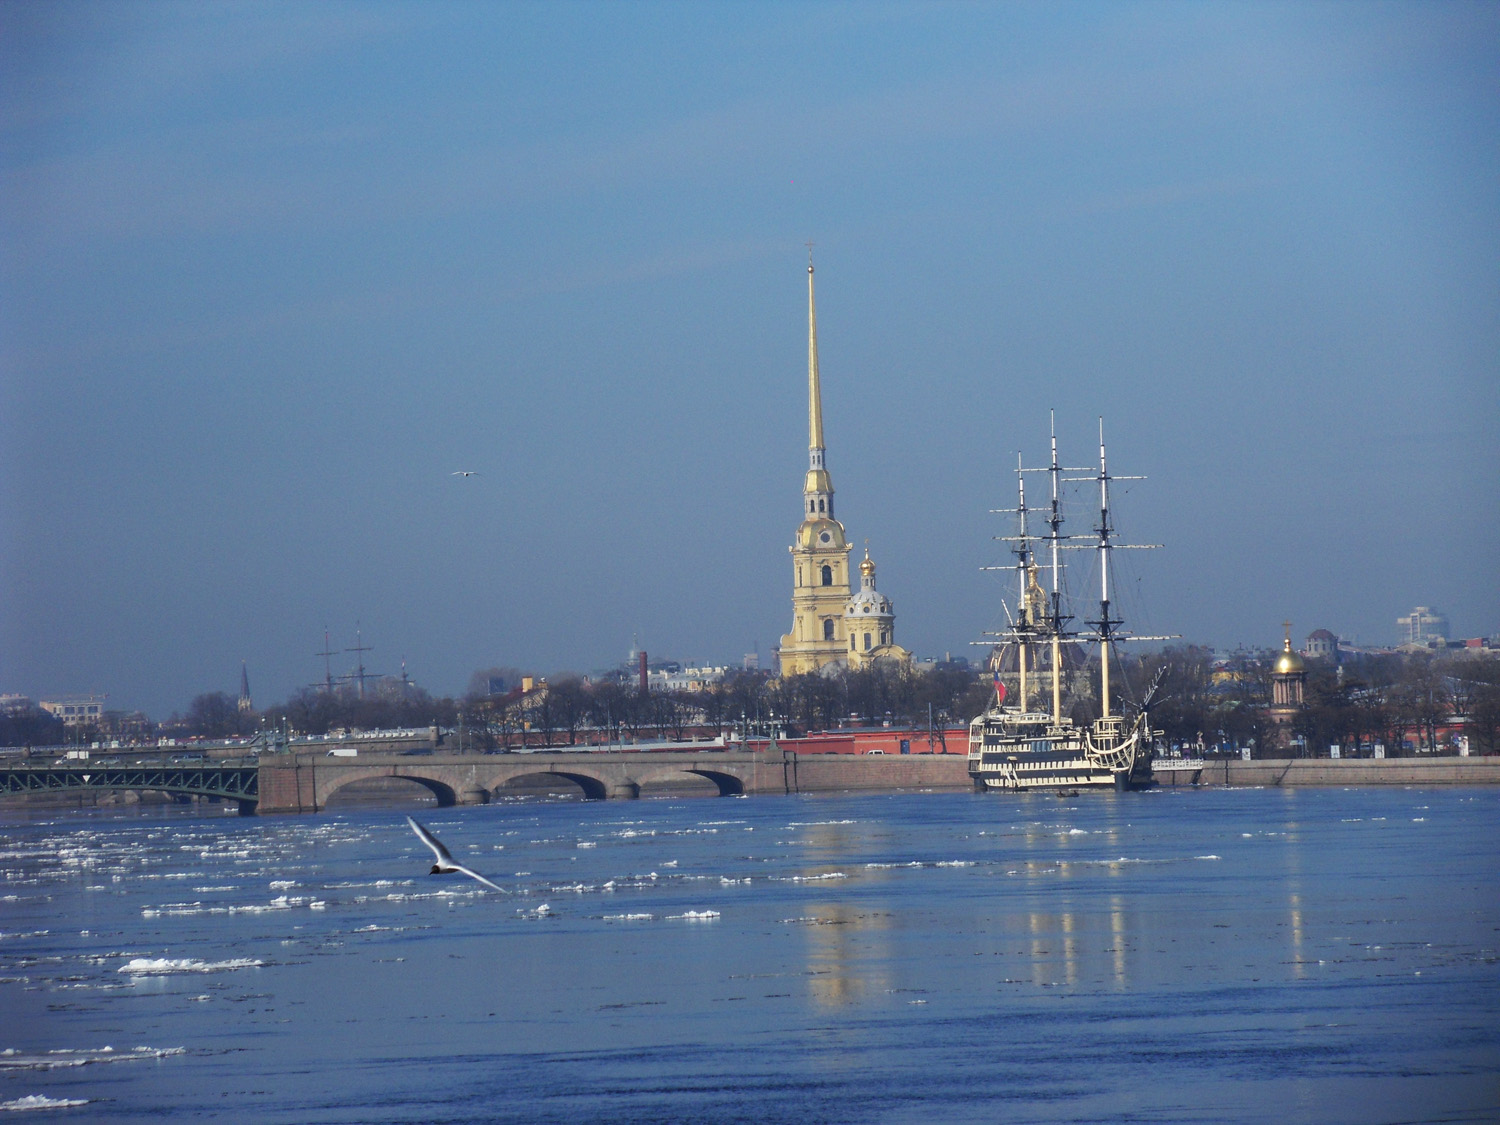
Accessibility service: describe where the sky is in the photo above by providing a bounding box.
[2,1,1497,718]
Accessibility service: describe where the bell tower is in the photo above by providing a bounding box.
[778,250,852,676]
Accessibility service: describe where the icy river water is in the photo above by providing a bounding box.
[2,785,1497,1123]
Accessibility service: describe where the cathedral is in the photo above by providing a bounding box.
[776,256,910,676]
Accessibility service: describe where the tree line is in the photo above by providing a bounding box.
[6,647,1496,756]
[1124,646,1500,756]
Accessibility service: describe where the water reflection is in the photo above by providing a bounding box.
[789,819,894,1006]
[1110,894,1127,988]
[1283,794,1305,978]
[803,901,891,1006]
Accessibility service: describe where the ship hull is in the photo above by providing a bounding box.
[966,709,1153,792]
[968,745,1122,791]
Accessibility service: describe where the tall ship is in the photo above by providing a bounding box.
[968,417,1168,792]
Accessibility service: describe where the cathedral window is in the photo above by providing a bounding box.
[821,564,832,586]
[818,499,825,512]
[880,631,888,645]
[850,636,855,650]
[864,632,872,651]
[823,619,835,641]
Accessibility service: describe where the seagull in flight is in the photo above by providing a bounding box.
[406,816,504,892]
[451,470,478,477]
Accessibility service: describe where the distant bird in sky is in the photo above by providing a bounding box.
[406,816,504,892]
[451,470,478,477]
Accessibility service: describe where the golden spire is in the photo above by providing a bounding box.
[801,244,833,506]
[807,242,824,453]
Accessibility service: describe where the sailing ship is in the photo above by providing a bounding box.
[968,416,1167,792]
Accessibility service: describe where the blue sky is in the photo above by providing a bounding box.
[3,2,1497,717]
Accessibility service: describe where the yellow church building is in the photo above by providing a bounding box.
[777,256,910,676]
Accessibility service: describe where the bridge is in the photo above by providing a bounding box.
[0,749,973,814]
[1,759,260,814]
[254,749,804,813]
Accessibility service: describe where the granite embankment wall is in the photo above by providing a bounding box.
[788,753,1500,793]
[1184,756,1500,787]
[785,752,972,793]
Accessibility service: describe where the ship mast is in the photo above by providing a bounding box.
[1083,418,1170,723]
[982,454,1040,711]
[1094,419,1120,718]
[1046,413,1068,725]
[1014,455,1031,712]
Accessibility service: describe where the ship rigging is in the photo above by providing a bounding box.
[968,415,1172,792]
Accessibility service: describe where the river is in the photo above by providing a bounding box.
[2,786,1496,1122]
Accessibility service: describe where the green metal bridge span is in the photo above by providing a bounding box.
[0,761,260,813]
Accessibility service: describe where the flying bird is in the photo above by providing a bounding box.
[406,816,504,893]
[451,470,478,477]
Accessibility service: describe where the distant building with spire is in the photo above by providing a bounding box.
[777,253,908,676]
[238,661,253,713]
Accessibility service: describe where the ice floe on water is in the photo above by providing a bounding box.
[0,1094,92,1111]
[117,957,262,975]
[774,872,847,883]
[667,910,719,922]
[602,913,653,922]
[0,1046,185,1071]
[141,893,328,918]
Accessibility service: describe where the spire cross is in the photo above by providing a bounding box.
[806,240,815,269]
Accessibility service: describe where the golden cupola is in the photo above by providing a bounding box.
[1273,631,1306,675]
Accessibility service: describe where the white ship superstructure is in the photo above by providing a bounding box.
[968,417,1167,792]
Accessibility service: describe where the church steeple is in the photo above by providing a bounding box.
[804,247,834,518]
[777,252,909,678]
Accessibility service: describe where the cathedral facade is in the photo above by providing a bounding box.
[776,257,909,676]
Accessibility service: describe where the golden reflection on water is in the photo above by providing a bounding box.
[1283,794,1305,978]
[804,900,891,1006]
[792,819,892,1007]
[1110,894,1127,988]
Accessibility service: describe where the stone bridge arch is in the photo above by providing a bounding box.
[321,771,458,808]
[488,769,611,801]
[629,767,746,797]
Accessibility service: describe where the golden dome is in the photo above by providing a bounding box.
[860,551,876,577]
[1273,637,1306,675]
